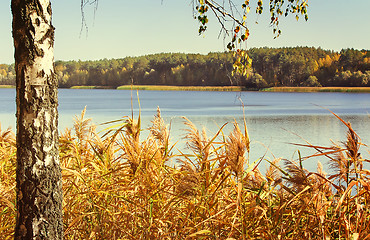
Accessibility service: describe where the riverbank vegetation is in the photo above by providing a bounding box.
[1,109,369,239]
[1,47,369,89]
[262,87,370,93]
[67,85,244,91]
[0,85,14,89]
[116,85,244,91]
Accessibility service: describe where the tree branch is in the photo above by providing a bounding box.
[205,0,247,30]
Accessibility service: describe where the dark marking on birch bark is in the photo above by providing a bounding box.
[35,47,44,57]
[35,18,41,27]
[37,70,45,78]
[38,26,55,45]
[47,3,52,15]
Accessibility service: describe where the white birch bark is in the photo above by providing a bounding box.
[12,0,63,239]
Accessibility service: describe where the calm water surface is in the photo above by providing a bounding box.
[1,88,369,172]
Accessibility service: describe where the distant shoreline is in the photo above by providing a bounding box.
[261,87,370,93]
[116,85,244,91]
[2,85,370,93]
[0,85,15,89]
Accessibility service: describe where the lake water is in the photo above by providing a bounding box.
[1,88,369,172]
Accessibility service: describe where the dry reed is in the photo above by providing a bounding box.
[0,109,369,239]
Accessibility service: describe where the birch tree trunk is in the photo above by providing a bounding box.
[12,0,63,239]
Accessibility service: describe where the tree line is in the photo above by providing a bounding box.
[1,47,369,88]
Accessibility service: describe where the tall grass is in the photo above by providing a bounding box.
[116,85,244,92]
[0,85,15,89]
[0,110,369,239]
[262,87,370,93]
[0,124,16,240]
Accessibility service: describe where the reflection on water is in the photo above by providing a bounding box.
[1,88,369,173]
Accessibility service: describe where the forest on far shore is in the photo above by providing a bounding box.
[1,47,369,89]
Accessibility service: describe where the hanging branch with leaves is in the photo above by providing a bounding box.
[194,0,309,76]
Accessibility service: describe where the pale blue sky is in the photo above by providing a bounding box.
[0,0,369,64]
